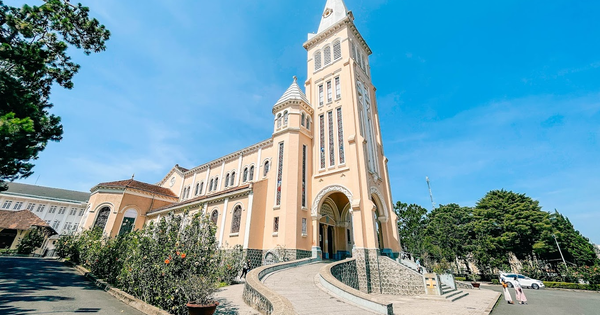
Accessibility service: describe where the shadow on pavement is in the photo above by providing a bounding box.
[215,297,241,315]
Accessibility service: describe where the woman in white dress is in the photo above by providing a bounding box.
[513,276,528,304]
[501,280,514,304]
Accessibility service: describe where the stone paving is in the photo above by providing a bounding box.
[263,261,378,314]
[373,289,500,315]
[213,281,260,315]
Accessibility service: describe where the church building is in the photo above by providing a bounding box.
[81,0,402,268]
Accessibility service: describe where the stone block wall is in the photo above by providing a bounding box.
[242,282,273,315]
[330,259,360,290]
[245,248,313,269]
[353,248,425,295]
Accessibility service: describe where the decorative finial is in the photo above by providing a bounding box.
[131,173,135,180]
[293,75,297,82]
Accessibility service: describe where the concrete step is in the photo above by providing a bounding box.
[446,291,469,302]
[441,288,456,295]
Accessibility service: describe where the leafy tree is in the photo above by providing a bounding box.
[423,203,473,271]
[470,190,551,272]
[534,210,599,267]
[17,226,45,254]
[0,0,110,190]
[394,201,428,256]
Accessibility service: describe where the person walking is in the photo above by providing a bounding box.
[513,276,528,304]
[241,259,251,279]
[501,280,514,304]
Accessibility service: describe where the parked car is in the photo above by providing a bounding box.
[499,272,545,289]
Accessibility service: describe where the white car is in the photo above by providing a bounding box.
[500,273,545,289]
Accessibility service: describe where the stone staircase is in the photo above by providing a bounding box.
[440,284,469,302]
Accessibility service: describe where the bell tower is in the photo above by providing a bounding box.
[304,0,401,290]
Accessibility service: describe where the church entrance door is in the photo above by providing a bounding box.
[317,192,353,260]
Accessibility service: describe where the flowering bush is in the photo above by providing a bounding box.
[57,211,220,315]
[217,244,244,285]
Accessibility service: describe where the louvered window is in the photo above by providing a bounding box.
[314,51,322,70]
[324,46,331,65]
[333,40,341,60]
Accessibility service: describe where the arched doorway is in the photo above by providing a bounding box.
[371,196,386,251]
[318,192,353,260]
[94,207,110,231]
[118,209,137,235]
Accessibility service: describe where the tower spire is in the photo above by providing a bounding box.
[317,0,349,34]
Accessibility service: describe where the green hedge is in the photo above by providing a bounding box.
[455,277,466,281]
[543,281,600,291]
[491,279,500,285]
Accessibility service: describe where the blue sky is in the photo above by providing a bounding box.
[15,0,600,244]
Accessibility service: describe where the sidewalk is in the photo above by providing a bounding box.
[213,281,260,315]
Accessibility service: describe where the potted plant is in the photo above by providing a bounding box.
[184,274,220,315]
[470,273,481,289]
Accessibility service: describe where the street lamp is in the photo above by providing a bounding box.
[552,233,568,271]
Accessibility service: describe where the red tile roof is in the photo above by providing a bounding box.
[0,210,53,233]
[95,179,178,198]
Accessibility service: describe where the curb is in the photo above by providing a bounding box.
[62,260,171,315]
[483,292,501,315]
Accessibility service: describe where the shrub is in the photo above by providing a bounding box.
[455,277,466,281]
[17,227,45,254]
[543,281,600,291]
[491,279,499,285]
[218,244,244,285]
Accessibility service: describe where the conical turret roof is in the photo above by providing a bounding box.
[274,76,310,107]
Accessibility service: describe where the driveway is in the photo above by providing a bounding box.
[488,284,600,315]
[0,257,144,315]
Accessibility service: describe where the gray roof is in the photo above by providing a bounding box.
[3,182,90,203]
[274,77,310,107]
[317,0,349,34]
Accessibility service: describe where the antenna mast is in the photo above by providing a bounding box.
[426,176,435,210]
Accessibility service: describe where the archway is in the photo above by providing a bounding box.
[318,193,352,260]
[118,209,137,235]
[94,207,110,231]
[371,195,386,251]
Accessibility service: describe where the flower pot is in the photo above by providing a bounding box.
[471,282,481,289]
[186,301,219,315]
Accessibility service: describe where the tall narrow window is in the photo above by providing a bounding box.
[318,84,324,106]
[314,51,322,70]
[37,205,45,213]
[277,113,282,128]
[214,177,219,190]
[182,187,187,199]
[249,166,255,181]
[231,206,241,233]
[210,210,219,225]
[327,80,332,103]
[94,207,110,230]
[335,77,341,99]
[186,186,191,199]
[301,112,305,127]
[283,111,288,126]
[319,114,325,169]
[225,174,230,187]
[302,145,307,208]
[302,218,307,235]
[333,40,341,60]
[243,168,248,182]
[199,182,204,194]
[230,172,235,186]
[276,142,284,206]
[307,118,311,130]
[323,46,331,65]
[328,111,335,166]
[195,183,200,195]
[273,217,279,233]
[351,42,356,59]
[337,107,345,164]
[263,161,270,176]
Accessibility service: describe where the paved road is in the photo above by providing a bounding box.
[262,261,377,315]
[488,285,600,315]
[0,257,144,315]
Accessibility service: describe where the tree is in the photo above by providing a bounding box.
[0,0,110,190]
[470,190,551,272]
[17,226,45,254]
[394,201,428,256]
[423,203,473,271]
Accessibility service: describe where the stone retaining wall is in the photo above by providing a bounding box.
[330,258,359,290]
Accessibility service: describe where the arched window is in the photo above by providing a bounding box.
[214,177,219,190]
[283,111,288,126]
[210,210,219,225]
[199,182,204,194]
[195,183,200,195]
[263,160,270,176]
[307,118,311,130]
[209,179,214,192]
[323,45,331,65]
[94,207,110,230]
[333,40,341,60]
[186,186,191,199]
[301,112,305,126]
[119,209,137,235]
[277,113,282,128]
[231,205,241,233]
[230,172,235,186]
[314,51,322,71]
[225,174,230,187]
[243,167,248,182]
[249,165,255,181]
[182,187,187,199]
